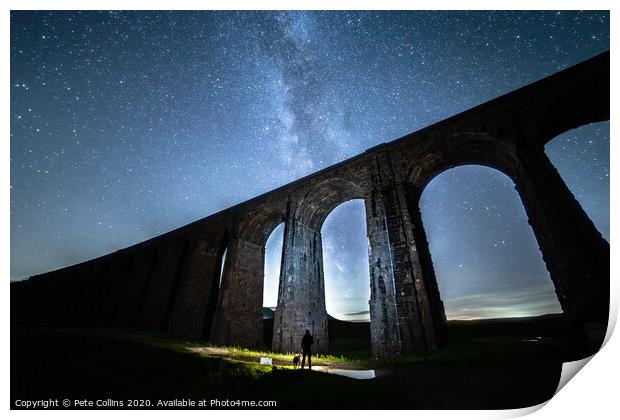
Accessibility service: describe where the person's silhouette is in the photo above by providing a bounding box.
[300,329,314,370]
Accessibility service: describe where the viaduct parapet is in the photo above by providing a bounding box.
[11,52,610,358]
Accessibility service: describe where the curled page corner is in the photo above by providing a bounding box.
[503,401,549,418]
[554,355,594,396]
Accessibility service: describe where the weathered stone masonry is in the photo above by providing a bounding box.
[11,52,610,357]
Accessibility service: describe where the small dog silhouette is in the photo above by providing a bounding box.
[292,354,300,369]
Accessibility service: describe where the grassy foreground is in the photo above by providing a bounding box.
[11,317,596,409]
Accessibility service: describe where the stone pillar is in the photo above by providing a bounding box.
[167,235,224,338]
[210,236,264,349]
[365,153,447,357]
[513,146,609,334]
[136,243,187,332]
[403,185,449,348]
[364,191,403,358]
[114,248,158,327]
[99,254,134,325]
[84,262,110,323]
[272,202,329,354]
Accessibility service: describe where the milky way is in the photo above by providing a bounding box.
[11,11,609,320]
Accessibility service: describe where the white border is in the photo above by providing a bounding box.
[4,1,617,419]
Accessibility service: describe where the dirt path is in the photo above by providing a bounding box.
[186,346,367,370]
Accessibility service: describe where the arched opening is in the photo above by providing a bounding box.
[419,165,562,326]
[218,248,228,288]
[321,199,371,358]
[544,121,609,241]
[262,222,284,349]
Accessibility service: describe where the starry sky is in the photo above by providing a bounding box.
[11,11,609,321]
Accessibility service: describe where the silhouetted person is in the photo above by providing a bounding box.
[300,329,313,370]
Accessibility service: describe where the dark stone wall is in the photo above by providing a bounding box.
[211,238,265,348]
[167,225,226,338]
[11,51,610,356]
[136,240,187,332]
[114,248,158,326]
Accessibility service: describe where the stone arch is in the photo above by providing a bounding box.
[543,121,609,241]
[418,163,562,320]
[404,143,564,334]
[210,212,277,347]
[320,198,371,324]
[262,221,286,349]
[207,208,280,338]
[237,201,287,247]
[536,75,610,145]
[295,177,366,230]
[404,129,608,331]
[272,176,368,354]
[404,133,520,191]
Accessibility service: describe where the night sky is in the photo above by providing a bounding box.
[11,11,609,321]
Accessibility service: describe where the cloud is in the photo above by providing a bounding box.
[444,285,563,320]
[330,285,562,322]
[345,310,370,316]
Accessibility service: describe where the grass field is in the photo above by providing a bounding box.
[11,315,600,409]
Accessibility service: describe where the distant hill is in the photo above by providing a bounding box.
[262,307,276,320]
[261,309,577,353]
[447,313,578,341]
[262,307,340,321]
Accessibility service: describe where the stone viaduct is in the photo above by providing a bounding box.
[11,51,610,358]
